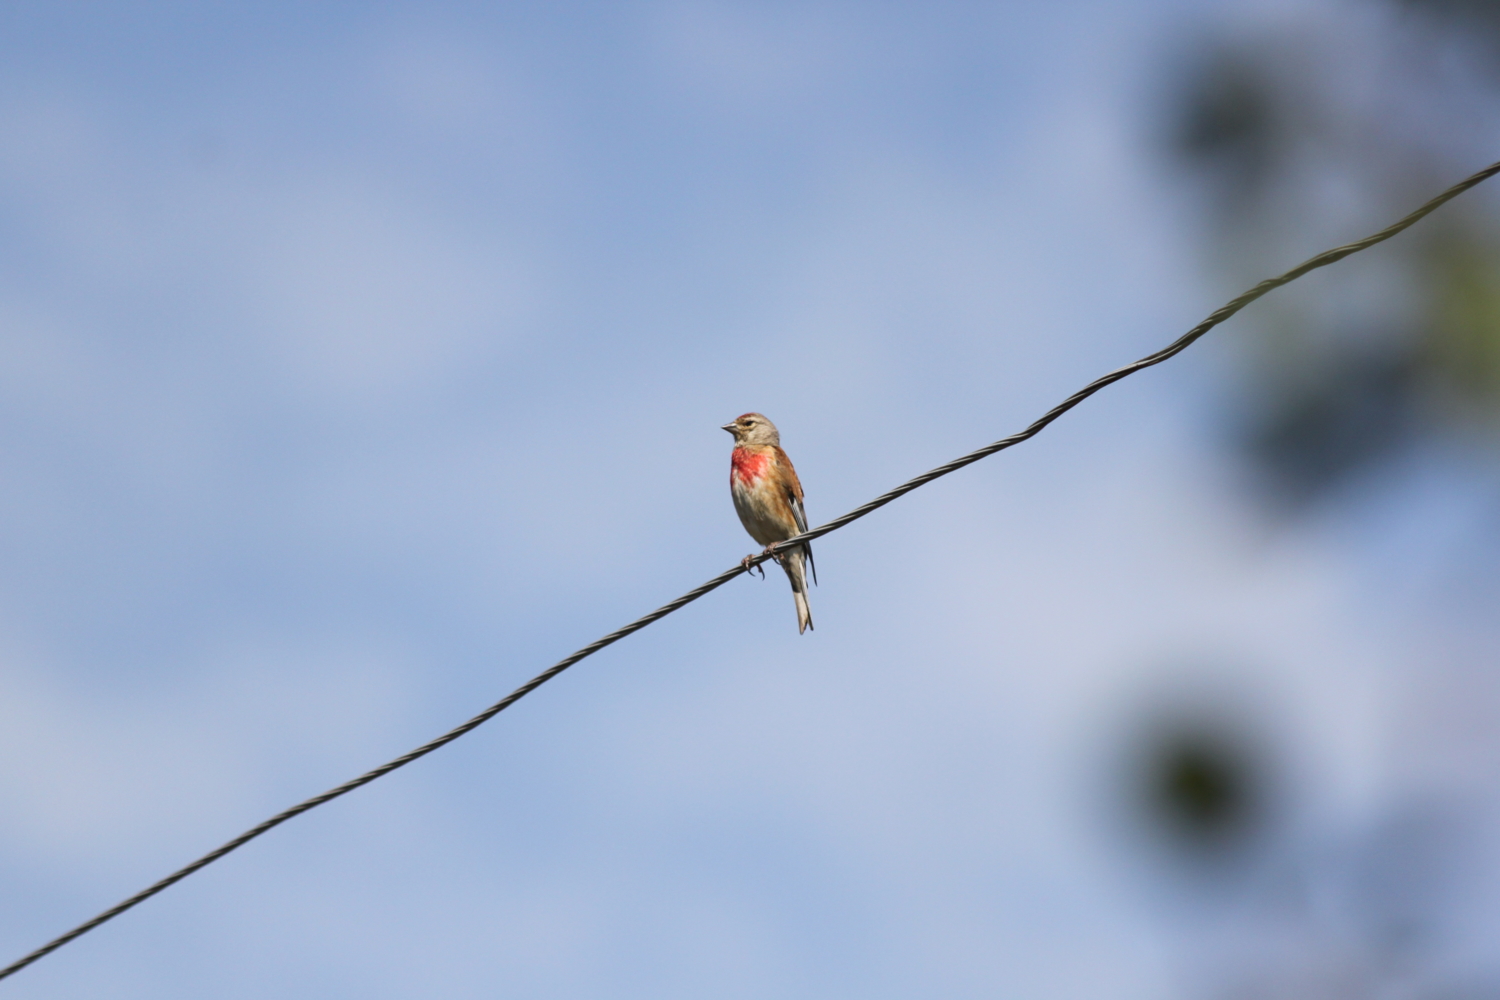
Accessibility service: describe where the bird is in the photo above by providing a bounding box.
[722,412,817,634]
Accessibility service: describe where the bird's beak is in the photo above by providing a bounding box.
[721,423,736,434]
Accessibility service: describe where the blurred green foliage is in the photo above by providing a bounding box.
[1423,226,1500,411]
[1169,0,1500,501]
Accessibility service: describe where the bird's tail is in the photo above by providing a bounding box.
[782,547,813,634]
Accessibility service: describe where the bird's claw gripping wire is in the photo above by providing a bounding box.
[741,553,765,579]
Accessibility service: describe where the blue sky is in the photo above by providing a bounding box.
[2,2,1498,998]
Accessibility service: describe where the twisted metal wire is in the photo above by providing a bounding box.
[3,158,1497,985]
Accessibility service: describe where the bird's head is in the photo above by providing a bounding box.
[721,412,780,447]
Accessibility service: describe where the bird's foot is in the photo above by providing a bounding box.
[741,554,766,579]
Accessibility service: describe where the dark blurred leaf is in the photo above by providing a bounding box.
[1241,345,1421,502]
[1141,723,1266,854]
[1172,48,1284,209]
[1401,0,1500,55]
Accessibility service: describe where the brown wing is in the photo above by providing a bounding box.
[773,447,803,500]
[773,447,816,586]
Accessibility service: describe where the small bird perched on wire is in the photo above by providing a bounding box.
[723,412,817,633]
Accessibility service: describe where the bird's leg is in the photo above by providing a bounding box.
[741,554,766,579]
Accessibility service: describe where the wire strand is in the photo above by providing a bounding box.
[3,158,1497,985]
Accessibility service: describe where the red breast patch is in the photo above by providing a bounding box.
[731,448,769,484]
